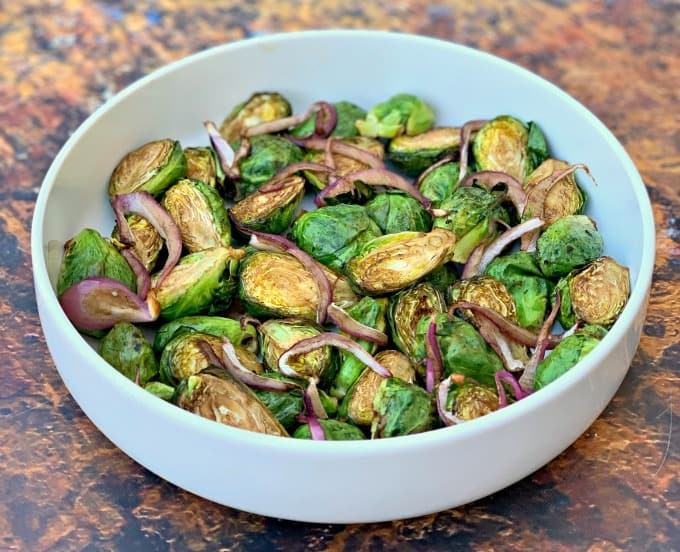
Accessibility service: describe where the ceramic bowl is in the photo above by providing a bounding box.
[31,30,655,523]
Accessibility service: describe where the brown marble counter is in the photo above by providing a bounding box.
[1,1,678,549]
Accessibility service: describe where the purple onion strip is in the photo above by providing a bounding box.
[120,248,151,300]
[204,120,241,180]
[343,168,433,210]
[424,318,443,392]
[476,217,545,275]
[326,303,388,346]
[458,119,487,183]
[495,370,532,409]
[303,379,328,420]
[460,170,527,216]
[435,374,467,427]
[258,161,333,193]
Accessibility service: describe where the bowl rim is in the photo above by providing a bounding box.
[30,29,656,456]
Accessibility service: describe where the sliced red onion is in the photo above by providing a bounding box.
[475,217,545,275]
[435,374,467,426]
[232,136,251,167]
[120,248,151,300]
[59,277,160,331]
[475,316,526,372]
[243,102,337,138]
[303,379,328,419]
[458,119,487,183]
[204,120,241,180]
[460,170,527,216]
[313,101,337,137]
[279,333,392,379]
[314,175,357,207]
[343,168,433,210]
[326,303,388,346]
[424,318,443,392]
[111,191,182,290]
[287,136,386,170]
[258,161,333,193]
[297,414,326,441]
[495,370,532,408]
[324,137,336,168]
[460,241,488,280]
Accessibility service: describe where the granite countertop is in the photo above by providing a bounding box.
[1,1,678,550]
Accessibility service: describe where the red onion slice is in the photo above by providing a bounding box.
[111,191,182,290]
[458,119,487,183]
[243,102,337,138]
[475,217,545,275]
[287,136,386,170]
[495,370,532,408]
[460,170,528,216]
[204,120,241,180]
[435,374,467,426]
[279,333,392,379]
[314,175,357,207]
[475,316,525,372]
[258,161,333,193]
[326,303,388,346]
[460,241,488,280]
[303,379,328,420]
[343,168,433,210]
[59,277,160,331]
[120,248,151,300]
[297,414,326,441]
[313,101,338,137]
[424,317,443,392]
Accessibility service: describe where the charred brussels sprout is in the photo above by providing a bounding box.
[236,135,303,198]
[162,179,231,253]
[523,158,585,224]
[153,315,257,354]
[448,276,518,324]
[230,175,305,234]
[356,93,435,139]
[57,228,136,297]
[389,282,445,361]
[364,192,431,234]
[98,322,158,385]
[417,161,460,206]
[371,378,435,438]
[109,139,186,197]
[175,368,288,436]
[219,92,292,144]
[293,419,366,440]
[111,214,163,273]
[184,146,223,189]
[346,228,457,295]
[555,256,630,328]
[154,246,243,320]
[252,373,304,431]
[443,376,499,422]
[291,204,382,272]
[388,127,460,176]
[290,100,367,138]
[537,215,604,278]
[433,186,510,263]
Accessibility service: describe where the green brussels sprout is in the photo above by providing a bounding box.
[219,92,292,144]
[143,381,176,401]
[448,276,519,325]
[364,191,432,234]
[387,127,460,176]
[345,228,457,295]
[534,326,607,390]
[230,175,305,234]
[238,249,358,320]
[258,318,333,382]
[331,297,388,399]
[57,228,137,297]
[108,139,186,198]
[433,186,510,263]
[98,322,158,385]
[252,373,304,431]
[472,115,547,181]
[389,282,445,361]
[154,246,243,320]
[293,419,366,440]
[340,350,415,426]
[236,135,304,198]
[417,161,460,206]
[111,214,163,273]
[175,368,288,436]
[291,204,383,272]
[153,315,257,355]
[485,251,553,331]
[289,100,367,138]
[371,378,435,438]
[414,313,504,387]
[425,262,459,292]
[523,158,585,225]
[161,179,231,253]
[537,215,604,278]
[554,256,630,329]
[355,93,435,139]
[184,146,223,189]
[443,375,499,422]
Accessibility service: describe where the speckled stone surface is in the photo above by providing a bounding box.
[1,1,678,550]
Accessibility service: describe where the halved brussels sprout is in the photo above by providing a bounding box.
[371,378,435,438]
[161,179,231,253]
[293,419,366,440]
[230,175,305,235]
[356,94,435,139]
[143,381,175,401]
[184,146,223,189]
[291,204,383,272]
[98,322,158,385]
[154,246,243,320]
[523,158,585,225]
[219,92,292,144]
[111,214,163,273]
[153,315,257,354]
[537,214,604,278]
[345,228,457,295]
[175,367,288,436]
[109,139,186,197]
[364,191,431,234]
[417,161,460,206]
[251,373,304,431]
[443,376,499,422]
[388,127,460,176]
[290,100,367,138]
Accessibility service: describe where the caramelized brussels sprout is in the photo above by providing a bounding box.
[111,214,163,273]
[236,135,303,198]
[371,378,435,438]
[448,276,518,323]
[293,419,366,440]
[536,214,604,278]
[417,161,460,205]
[442,376,499,422]
[252,372,304,431]
[153,315,257,354]
[364,191,431,234]
[184,146,223,189]
[219,92,292,144]
[388,127,460,176]
[98,322,158,385]
[109,139,186,197]
[523,158,585,224]
[290,100,367,138]
[356,93,435,139]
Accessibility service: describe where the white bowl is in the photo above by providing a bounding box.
[31,30,655,523]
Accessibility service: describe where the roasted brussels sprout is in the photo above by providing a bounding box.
[371,378,435,438]
[356,93,435,139]
[57,228,137,297]
[109,139,186,197]
[389,282,445,361]
[417,161,460,206]
[293,419,366,440]
[175,367,288,436]
[98,322,158,385]
[346,228,457,295]
[291,204,382,272]
[161,179,231,253]
[184,146,223,189]
[388,127,460,176]
[555,256,630,328]
[290,100,367,138]
[536,214,604,278]
[153,315,257,354]
[442,375,499,422]
[364,192,431,234]
[219,92,292,144]
[154,246,243,320]
[111,214,163,273]
[230,175,305,234]
[523,158,585,225]
[143,381,176,401]
[251,373,304,431]
[448,276,518,324]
